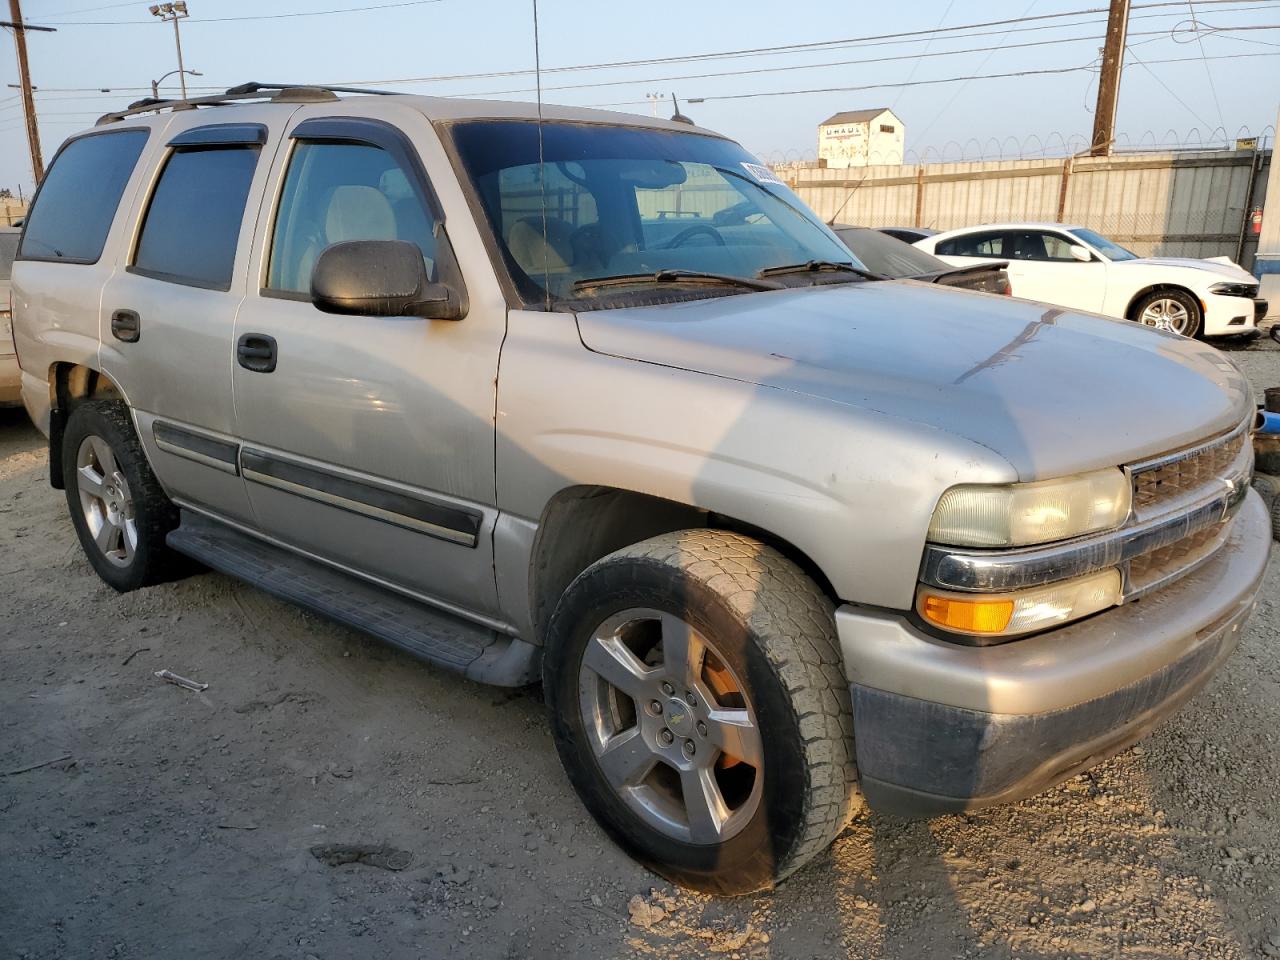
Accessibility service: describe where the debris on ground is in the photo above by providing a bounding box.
[153,669,207,692]
[309,843,414,871]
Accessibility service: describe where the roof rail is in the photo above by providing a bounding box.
[96,81,400,126]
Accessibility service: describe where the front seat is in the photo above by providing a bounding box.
[507,216,576,282]
[294,185,398,290]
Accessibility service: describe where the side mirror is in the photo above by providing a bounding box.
[1069,244,1092,263]
[311,239,463,320]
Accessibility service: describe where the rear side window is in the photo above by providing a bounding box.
[936,231,1007,258]
[19,129,148,264]
[132,146,260,290]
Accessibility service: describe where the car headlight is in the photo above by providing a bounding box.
[917,569,1122,639]
[928,468,1131,547]
[1208,281,1257,298]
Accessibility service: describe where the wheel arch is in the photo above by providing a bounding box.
[46,362,127,490]
[526,483,838,644]
[1124,283,1202,321]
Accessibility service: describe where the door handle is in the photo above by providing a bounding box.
[237,333,277,373]
[111,309,141,343]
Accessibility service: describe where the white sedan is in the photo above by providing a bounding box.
[914,222,1266,338]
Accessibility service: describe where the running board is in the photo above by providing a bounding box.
[166,511,539,687]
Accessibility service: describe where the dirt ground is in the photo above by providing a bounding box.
[3,337,1280,960]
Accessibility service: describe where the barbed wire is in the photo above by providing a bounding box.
[755,124,1274,166]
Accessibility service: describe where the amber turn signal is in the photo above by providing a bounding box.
[920,595,1014,634]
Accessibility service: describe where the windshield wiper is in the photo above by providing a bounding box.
[571,269,782,293]
[757,260,884,281]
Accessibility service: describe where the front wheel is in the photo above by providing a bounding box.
[544,530,860,895]
[1132,288,1202,337]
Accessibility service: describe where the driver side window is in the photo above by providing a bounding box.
[266,140,437,295]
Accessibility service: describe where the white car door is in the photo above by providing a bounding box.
[1003,230,1106,313]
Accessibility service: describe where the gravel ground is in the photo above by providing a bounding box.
[2,334,1280,960]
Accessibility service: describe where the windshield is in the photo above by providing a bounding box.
[832,226,948,278]
[1069,227,1138,261]
[449,120,863,302]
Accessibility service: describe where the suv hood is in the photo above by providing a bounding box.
[574,282,1251,480]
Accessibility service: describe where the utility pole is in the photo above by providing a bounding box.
[1090,0,1130,156]
[3,1,55,183]
[148,3,191,98]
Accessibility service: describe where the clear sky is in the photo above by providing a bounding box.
[2,0,1279,195]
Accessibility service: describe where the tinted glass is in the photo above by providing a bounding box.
[0,232,19,280]
[450,120,861,302]
[267,141,438,294]
[133,146,259,289]
[936,231,1007,258]
[833,226,947,278]
[19,129,148,263]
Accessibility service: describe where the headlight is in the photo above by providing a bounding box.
[918,569,1122,639]
[928,468,1131,547]
[1208,281,1257,298]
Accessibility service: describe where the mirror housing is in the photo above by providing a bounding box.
[311,239,464,320]
[1069,244,1092,263]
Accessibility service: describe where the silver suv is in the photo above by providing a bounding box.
[10,84,1270,894]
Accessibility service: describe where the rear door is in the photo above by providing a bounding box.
[100,109,293,525]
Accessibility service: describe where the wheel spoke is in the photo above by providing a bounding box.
[94,517,119,555]
[659,614,704,689]
[680,765,730,844]
[89,437,118,476]
[704,707,763,768]
[76,465,105,500]
[596,728,657,789]
[583,634,659,699]
[121,518,138,562]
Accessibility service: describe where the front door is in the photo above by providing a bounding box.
[1002,230,1107,314]
[231,109,506,620]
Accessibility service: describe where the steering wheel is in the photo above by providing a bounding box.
[660,224,726,249]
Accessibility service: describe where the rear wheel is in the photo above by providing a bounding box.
[544,530,860,895]
[62,401,184,592]
[1132,288,1201,337]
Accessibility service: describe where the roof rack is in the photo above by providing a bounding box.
[96,81,399,125]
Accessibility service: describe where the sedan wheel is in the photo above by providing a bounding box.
[1141,296,1187,335]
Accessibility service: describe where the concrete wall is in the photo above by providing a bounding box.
[778,148,1271,270]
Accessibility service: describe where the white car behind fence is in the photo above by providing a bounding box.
[915,223,1267,338]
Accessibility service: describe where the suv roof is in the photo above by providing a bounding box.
[94,82,720,138]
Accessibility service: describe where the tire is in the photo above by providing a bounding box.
[1131,288,1202,338]
[543,529,860,895]
[62,400,184,592]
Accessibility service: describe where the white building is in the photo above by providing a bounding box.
[817,108,905,168]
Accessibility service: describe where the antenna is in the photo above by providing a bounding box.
[826,170,869,226]
[532,0,551,311]
[670,92,693,126]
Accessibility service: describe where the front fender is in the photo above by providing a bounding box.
[496,310,1016,611]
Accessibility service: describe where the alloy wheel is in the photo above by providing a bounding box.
[578,608,764,845]
[1138,296,1190,334]
[76,434,138,567]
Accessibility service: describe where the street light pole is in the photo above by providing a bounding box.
[3,0,56,183]
[148,3,191,98]
[151,68,201,100]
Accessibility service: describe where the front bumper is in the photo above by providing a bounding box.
[838,488,1271,817]
[1203,292,1264,335]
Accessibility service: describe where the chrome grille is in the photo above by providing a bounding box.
[1126,522,1229,598]
[1130,423,1249,516]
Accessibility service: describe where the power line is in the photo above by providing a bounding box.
[1185,1,1228,130]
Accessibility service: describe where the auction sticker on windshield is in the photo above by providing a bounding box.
[742,162,785,186]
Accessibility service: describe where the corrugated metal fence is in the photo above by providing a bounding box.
[777,149,1271,270]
